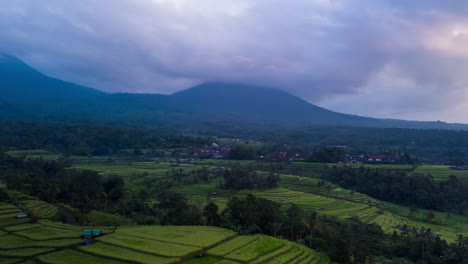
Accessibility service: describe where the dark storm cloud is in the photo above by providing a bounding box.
[1,0,468,121]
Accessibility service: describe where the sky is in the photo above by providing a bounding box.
[1,0,468,122]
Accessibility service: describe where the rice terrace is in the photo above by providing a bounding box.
[0,197,328,264]
[2,1,468,262]
[0,147,467,263]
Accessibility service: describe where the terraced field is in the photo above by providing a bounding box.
[4,191,58,220]
[82,211,134,226]
[0,202,327,264]
[73,162,215,192]
[21,200,58,220]
[9,152,467,245]
[280,175,468,242]
[172,173,468,242]
[291,162,413,179]
[273,175,467,241]
[413,165,468,181]
[293,162,468,182]
[70,157,468,243]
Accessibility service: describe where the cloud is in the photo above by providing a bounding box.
[320,63,468,122]
[1,0,468,121]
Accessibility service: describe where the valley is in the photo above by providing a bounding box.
[2,147,467,263]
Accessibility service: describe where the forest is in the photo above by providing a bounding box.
[323,166,468,214]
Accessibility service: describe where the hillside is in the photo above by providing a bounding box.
[1,54,468,130]
[169,82,371,126]
[0,199,327,264]
[169,82,468,130]
[0,54,105,112]
[0,100,26,121]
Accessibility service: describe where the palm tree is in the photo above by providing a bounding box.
[306,211,318,248]
[456,234,465,248]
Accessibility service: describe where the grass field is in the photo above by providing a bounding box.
[6,149,61,160]
[294,162,468,182]
[0,201,324,264]
[22,200,58,219]
[172,173,467,243]
[413,165,468,181]
[68,156,468,243]
[5,151,468,256]
[4,190,58,221]
[82,211,134,226]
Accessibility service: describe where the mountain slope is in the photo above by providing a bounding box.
[168,82,468,130]
[1,54,468,130]
[0,54,106,111]
[0,99,26,121]
[169,82,377,125]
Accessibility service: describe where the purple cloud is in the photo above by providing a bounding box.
[1,0,468,122]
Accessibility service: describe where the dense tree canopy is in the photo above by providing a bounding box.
[222,165,279,190]
[0,121,212,156]
[0,156,124,212]
[323,166,468,214]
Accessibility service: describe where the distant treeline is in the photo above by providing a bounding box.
[0,121,212,156]
[4,121,468,163]
[323,166,468,215]
[213,126,468,163]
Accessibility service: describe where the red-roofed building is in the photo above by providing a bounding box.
[367,155,386,162]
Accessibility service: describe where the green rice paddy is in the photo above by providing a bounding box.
[0,202,324,264]
[66,156,468,243]
[3,151,467,263]
[413,165,468,181]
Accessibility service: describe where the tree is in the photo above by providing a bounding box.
[221,194,281,235]
[228,146,256,160]
[0,188,9,201]
[204,202,220,226]
[285,204,305,240]
[265,172,280,188]
[426,210,435,221]
[310,146,345,163]
[103,175,125,203]
[456,234,465,248]
[156,190,190,225]
[306,211,318,248]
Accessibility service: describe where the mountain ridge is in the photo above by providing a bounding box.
[1,55,468,130]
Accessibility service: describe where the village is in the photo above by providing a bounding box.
[341,153,412,164]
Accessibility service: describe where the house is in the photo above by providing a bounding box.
[81,230,103,239]
[367,155,386,162]
[16,214,28,218]
[289,153,304,161]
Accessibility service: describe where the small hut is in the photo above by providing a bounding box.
[81,230,103,239]
[16,214,28,219]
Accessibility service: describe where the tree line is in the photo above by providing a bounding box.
[204,194,468,264]
[323,166,468,214]
[212,125,468,163]
[0,121,212,156]
[0,154,125,212]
